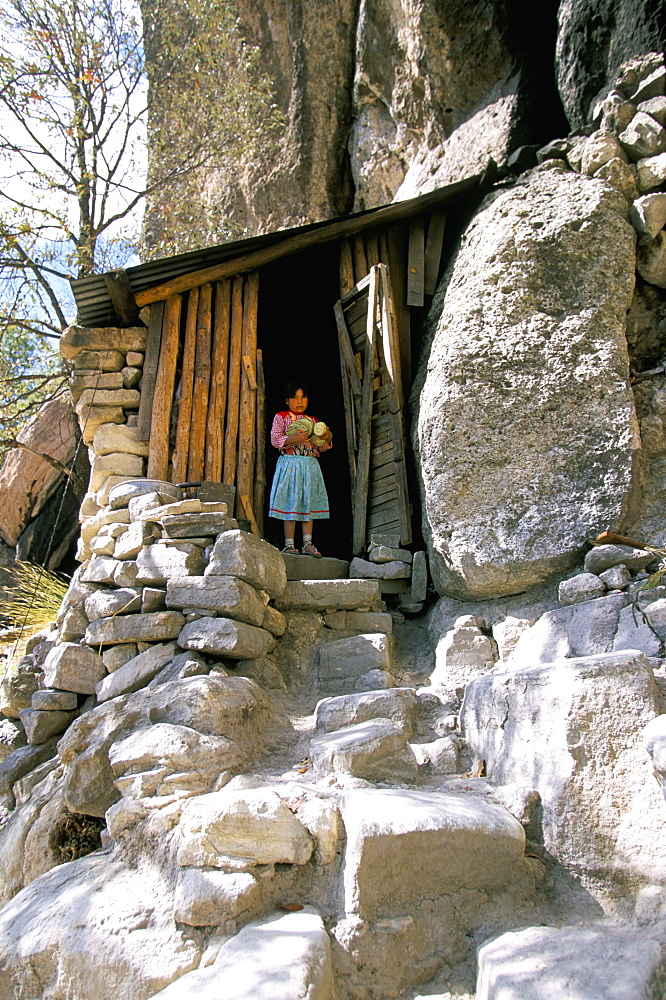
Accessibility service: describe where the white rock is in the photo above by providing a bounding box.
[579,130,627,174]
[430,624,497,689]
[109,479,182,510]
[80,506,130,544]
[599,564,631,589]
[318,633,392,692]
[558,571,607,604]
[149,908,333,1000]
[461,650,666,886]
[294,797,342,865]
[630,191,666,241]
[637,230,666,287]
[0,853,201,999]
[114,520,161,559]
[637,151,666,191]
[173,868,260,926]
[309,718,419,782]
[177,787,313,867]
[315,688,419,736]
[350,556,411,580]
[619,111,666,159]
[80,554,122,584]
[492,616,534,662]
[92,422,149,457]
[477,923,666,1000]
[410,737,459,774]
[89,452,144,492]
[369,545,412,564]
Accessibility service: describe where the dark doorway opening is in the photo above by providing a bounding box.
[257,242,353,559]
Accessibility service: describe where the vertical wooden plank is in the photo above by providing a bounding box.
[378,229,390,266]
[222,275,244,486]
[352,234,368,283]
[338,343,357,493]
[254,348,266,537]
[407,216,425,307]
[147,294,182,481]
[187,283,213,482]
[377,263,403,411]
[387,222,411,387]
[424,210,447,296]
[353,267,378,555]
[365,230,380,268]
[137,300,164,441]
[235,271,259,518]
[204,279,232,482]
[171,287,199,484]
[339,240,355,296]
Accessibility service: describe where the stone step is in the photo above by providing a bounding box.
[282,553,350,581]
[150,907,333,999]
[275,578,382,612]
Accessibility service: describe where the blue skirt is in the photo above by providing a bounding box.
[268,454,330,521]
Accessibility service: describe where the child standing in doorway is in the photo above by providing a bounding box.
[268,380,333,556]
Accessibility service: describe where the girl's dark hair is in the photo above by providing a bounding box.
[284,380,310,400]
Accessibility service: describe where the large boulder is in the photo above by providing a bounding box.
[461,650,666,889]
[0,853,201,1000]
[57,676,272,816]
[414,166,637,599]
[0,397,78,547]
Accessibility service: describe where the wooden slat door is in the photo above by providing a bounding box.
[335,263,411,554]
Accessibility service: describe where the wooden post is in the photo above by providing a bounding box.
[147,294,182,481]
[187,282,213,482]
[339,240,355,296]
[137,301,164,441]
[236,271,259,519]
[204,279,232,481]
[387,222,411,388]
[352,267,378,555]
[407,217,425,307]
[171,287,199,484]
[103,269,141,326]
[365,231,380,268]
[240,494,260,537]
[222,275,244,487]
[352,234,368,283]
[254,348,266,537]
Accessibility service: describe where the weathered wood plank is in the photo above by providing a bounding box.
[378,263,403,410]
[339,239,355,296]
[407,216,425,307]
[387,222,411,387]
[334,301,362,406]
[171,287,199,484]
[368,511,401,531]
[339,345,358,492]
[187,283,213,482]
[222,275,245,486]
[204,279,231,482]
[235,271,259,518]
[254,348,266,537]
[353,267,378,555]
[424,210,447,296]
[365,231,380,268]
[340,272,372,306]
[147,294,182,481]
[352,234,368,283]
[134,173,481,307]
[137,300,164,441]
[103,269,141,326]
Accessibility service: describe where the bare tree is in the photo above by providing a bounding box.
[0,0,279,450]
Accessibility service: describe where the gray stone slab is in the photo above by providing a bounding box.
[161,512,232,538]
[165,576,266,627]
[84,588,142,620]
[310,718,419,781]
[350,557,411,580]
[282,554,350,580]
[205,530,287,599]
[19,707,75,744]
[584,544,653,574]
[178,617,274,660]
[477,923,666,1000]
[85,611,185,645]
[275,579,382,611]
[135,541,205,585]
[42,642,106,694]
[96,641,179,702]
[31,690,77,711]
[318,633,392,683]
[315,688,419,736]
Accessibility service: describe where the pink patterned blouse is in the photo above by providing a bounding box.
[270,411,333,457]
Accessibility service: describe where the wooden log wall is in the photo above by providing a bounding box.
[145,271,261,529]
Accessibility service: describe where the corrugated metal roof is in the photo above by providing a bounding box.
[70,173,482,328]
